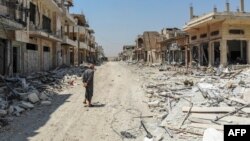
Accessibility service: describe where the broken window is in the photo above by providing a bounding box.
[191,36,197,40]
[229,29,244,35]
[43,46,50,52]
[30,2,36,25]
[138,38,144,48]
[42,15,52,33]
[27,43,37,50]
[211,31,219,36]
[200,34,207,38]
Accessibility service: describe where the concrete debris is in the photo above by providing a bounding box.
[202,128,223,141]
[127,61,250,141]
[8,106,14,115]
[20,101,34,109]
[0,66,87,127]
[0,110,7,116]
[41,101,52,106]
[148,100,160,108]
[243,89,250,103]
[39,93,49,100]
[28,93,40,103]
[14,106,25,114]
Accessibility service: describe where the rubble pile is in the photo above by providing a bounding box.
[0,65,87,129]
[131,63,250,141]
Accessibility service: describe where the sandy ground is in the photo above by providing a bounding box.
[0,62,153,141]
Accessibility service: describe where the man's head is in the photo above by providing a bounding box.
[89,64,95,69]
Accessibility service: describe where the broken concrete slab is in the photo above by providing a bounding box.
[146,89,154,94]
[39,93,49,100]
[0,100,8,110]
[148,100,160,108]
[8,106,14,115]
[243,88,250,103]
[28,93,40,103]
[189,123,223,131]
[0,86,7,93]
[41,101,52,106]
[202,128,223,141]
[20,101,34,109]
[0,109,7,116]
[14,106,25,113]
[182,106,250,113]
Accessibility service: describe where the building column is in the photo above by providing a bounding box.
[240,40,244,59]
[172,51,174,63]
[220,39,228,66]
[247,40,250,64]
[198,45,202,66]
[211,42,215,66]
[77,27,80,66]
[189,46,193,67]
[74,48,78,66]
[185,46,189,67]
[5,40,13,76]
[208,42,213,66]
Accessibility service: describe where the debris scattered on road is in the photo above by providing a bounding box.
[0,65,87,130]
[125,61,250,141]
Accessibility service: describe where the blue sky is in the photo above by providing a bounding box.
[70,0,250,57]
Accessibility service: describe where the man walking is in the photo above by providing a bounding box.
[83,64,95,107]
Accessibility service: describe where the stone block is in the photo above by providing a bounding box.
[41,101,52,106]
[20,101,34,109]
[28,93,40,103]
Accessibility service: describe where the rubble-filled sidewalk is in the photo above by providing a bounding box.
[127,62,250,141]
[0,65,88,130]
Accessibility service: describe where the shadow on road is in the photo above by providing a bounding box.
[0,93,72,141]
[91,103,105,108]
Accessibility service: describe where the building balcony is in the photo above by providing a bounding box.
[29,29,63,42]
[62,36,77,47]
[76,26,87,35]
[62,7,75,25]
[90,47,96,52]
[0,2,27,29]
[40,0,62,13]
[67,25,87,34]
[79,42,88,49]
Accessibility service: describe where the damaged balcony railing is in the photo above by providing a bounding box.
[0,1,28,27]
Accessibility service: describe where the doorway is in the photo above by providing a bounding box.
[227,40,247,64]
[200,43,209,66]
[0,41,6,75]
[43,46,51,71]
[214,42,220,66]
[13,47,20,73]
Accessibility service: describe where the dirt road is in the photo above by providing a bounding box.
[0,62,152,141]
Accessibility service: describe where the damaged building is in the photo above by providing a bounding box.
[135,32,164,63]
[120,45,135,61]
[62,13,96,66]
[184,0,250,67]
[0,0,98,76]
[158,28,188,66]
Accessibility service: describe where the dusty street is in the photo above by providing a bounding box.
[0,62,153,141]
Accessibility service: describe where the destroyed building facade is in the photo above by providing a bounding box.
[0,0,99,76]
[120,45,136,61]
[134,32,164,63]
[184,0,250,67]
[122,0,250,68]
[158,28,188,66]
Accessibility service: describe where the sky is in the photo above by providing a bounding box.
[70,0,250,57]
